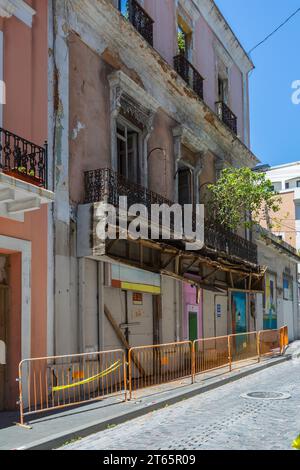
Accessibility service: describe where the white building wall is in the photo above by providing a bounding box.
[257,240,299,340]
[161,277,182,344]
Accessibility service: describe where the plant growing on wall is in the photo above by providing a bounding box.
[205,167,281,231]
[178,29,186,54]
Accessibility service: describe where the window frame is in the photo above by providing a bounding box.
[177,163,194,206]
[116,116,142,184]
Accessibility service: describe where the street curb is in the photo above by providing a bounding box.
[20,355,291,450]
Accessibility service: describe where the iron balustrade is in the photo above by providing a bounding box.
[0,127,48,188]
[84,168,258,264]
[174,54,204,100]
[119,0,154,47]
[205,220,257,265]
[85,168,173,210]
[216,101,238,135]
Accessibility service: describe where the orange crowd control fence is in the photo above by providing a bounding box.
[18,327,288,425]
[193,335,230,375]
[259,326,288,358]
[128,341,193,400]
[18,349,127,427]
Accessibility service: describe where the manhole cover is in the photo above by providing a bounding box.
[241,391,291,400]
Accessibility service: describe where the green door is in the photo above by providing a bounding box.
[188,312,198,342]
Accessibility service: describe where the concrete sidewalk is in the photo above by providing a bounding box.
[0,354,291,450]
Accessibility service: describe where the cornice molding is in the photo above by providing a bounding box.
[0,0,35,27]
[108,70,160,115]
[173,125,207,154]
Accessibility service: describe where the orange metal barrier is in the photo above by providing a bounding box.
[18,349,127,427]
[280,326,289,352]
[258,329,282,357]
[128,342,193,400]
[193,336,230,374]
[229,331,259,364]
[18,327,288,424]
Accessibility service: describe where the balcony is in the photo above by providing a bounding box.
[119,0,154,47]
[174,54,204,101]
[85,168,173,208]
[0,127,48,188]
[216,101,237,135]
[205,221,257,265]
[84,168,257,265]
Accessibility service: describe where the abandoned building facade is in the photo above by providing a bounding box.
[51,0,289,356]
[0,0,299,412]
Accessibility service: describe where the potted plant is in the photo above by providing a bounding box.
[3,166,43,186]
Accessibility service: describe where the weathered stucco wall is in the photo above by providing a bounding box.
[141,0,246,144]
[148,110,177,201]
[259,191,296,249]
[69,33,113,204]
[257,240,299,340]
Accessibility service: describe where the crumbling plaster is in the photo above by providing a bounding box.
[60,0,259,170]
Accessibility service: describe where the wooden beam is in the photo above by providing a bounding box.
[161,253,178,270]
[181,257,199,274]
[248,273,252,290]
[202,268,218,282]
[104,305,145,376]
[229,272,234,288]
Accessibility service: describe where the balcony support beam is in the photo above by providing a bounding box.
[7,197,41,214]
[0,187,14,203]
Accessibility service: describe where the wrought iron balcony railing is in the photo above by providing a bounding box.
[205,220,257,265]
[216,101,238,135]
[0,127,48,188]
[85,168,173,209]
[174,54,204,101]
[84,168,258,264]
[119,0,154,47]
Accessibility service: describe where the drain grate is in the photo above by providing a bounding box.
[241,391,291,400]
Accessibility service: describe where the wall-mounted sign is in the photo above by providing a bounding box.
[111,265,161,294]
[187,304,198,314]
[216,303,222,318]
[133,292,143,305]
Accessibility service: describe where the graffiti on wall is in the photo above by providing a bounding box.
[231,291,247,334]
[264,273,277,330]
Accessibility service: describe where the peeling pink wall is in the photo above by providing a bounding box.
[193,14,216,113]
[230,63,244,140]
[142,1,247,144]
[144,0,177,66]
[148,110,177,201]
[69,34,113,204]
[0,0,48,409]
[69,33,178,204]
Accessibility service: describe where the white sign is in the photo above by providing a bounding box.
[188,304,198,314]
[216,303,222,318]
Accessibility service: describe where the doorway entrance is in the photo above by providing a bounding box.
[188,311,198,342]
[0,284,8,411]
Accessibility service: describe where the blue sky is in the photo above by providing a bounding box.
[215,0,300,167]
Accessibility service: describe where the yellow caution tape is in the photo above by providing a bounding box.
[292,435,300,450]
[52,361,121,392]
